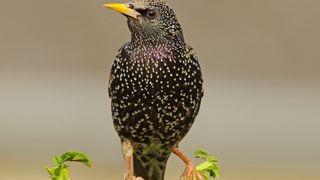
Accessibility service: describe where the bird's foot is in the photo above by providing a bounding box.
[124,173,144,180]
[179,161,204,180]
[171,147,204,180]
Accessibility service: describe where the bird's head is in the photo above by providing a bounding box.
[104,0,184,45]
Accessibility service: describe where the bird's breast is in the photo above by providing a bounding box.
[110,44,203,144]
[110,45,202,99]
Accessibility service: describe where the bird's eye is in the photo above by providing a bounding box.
[147,9,157,19]
[128,3,134,9]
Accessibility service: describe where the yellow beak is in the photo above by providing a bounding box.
[103,3,141,19]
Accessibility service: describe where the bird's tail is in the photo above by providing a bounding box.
[133,145,171,180]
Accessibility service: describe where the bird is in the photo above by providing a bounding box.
[104,0,204,179]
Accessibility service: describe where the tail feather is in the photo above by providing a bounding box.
[133,147,171,180]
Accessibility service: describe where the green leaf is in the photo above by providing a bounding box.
[196,161,213,171]
[46,151,92,180]
[60,166,69,180]
[194,149,209,160]
[46,167,55,176]
[194,149,209,156]
[60,151,92,167]
[207,156,218,162]
[194,149,219,179]
[53,156,62,166]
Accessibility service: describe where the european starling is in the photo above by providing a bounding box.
[104,0,204,179]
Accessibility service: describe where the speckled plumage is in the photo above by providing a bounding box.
[108,0,203,179]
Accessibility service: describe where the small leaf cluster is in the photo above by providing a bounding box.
[194,150,219,179]
[46,151,92,180]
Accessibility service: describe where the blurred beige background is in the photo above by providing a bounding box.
[0,0,319,179]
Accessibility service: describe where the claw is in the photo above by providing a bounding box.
[180,161,204,180]
[124,173,144,180]
[172,147,204,180]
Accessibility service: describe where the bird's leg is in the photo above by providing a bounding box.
[171,147,204,180]
[122,140,144,180]
[122,140,133,179]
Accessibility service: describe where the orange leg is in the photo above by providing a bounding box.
[171,147,204,180]
[122,140,144,180]
[126,156,132,176]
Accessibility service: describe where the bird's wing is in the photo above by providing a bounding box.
[107,72,113,97]
[185,43,204,98]
[108,43,131,97]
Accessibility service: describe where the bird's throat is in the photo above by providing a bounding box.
[129,26,184,49]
